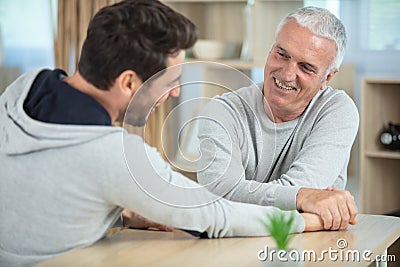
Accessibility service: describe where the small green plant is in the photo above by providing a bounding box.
[259,211,296,250]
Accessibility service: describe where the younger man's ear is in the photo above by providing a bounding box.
[117,70,142,95]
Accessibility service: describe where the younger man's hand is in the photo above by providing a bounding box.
[122,209,174,232]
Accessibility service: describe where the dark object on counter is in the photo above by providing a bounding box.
[385,210,400,217]
[380,122,400,151]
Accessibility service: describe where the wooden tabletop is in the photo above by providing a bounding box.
[34,214,400,267]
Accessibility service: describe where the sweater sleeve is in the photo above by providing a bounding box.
[103,132,305,238]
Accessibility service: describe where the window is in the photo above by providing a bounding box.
[0,0,57,73]
[368,0,400,50]
[304,0,340,18]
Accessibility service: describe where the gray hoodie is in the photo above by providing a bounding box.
[0,69,305,267]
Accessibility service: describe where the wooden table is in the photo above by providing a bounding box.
[34,214,400,267]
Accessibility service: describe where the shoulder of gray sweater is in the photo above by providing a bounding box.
[311,86,356,111]
[214,83,262,112]
[300,86,359,129]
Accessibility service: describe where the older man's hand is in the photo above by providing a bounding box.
[122,209,174,232]
[296,188,357,230]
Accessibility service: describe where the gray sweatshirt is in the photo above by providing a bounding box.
[0,70,305,267]
[197,83,359,210]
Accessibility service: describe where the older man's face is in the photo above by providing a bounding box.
[263,19,337,123]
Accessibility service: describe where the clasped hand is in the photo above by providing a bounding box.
[297,187,358,230]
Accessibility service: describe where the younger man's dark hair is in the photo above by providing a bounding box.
[78,0,197,90]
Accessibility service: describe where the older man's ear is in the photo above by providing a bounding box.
[320,68,338,89]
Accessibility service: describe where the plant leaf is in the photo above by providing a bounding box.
[259,211,296,250]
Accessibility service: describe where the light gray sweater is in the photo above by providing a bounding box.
[197,83,359,210]
[0,70,305,267]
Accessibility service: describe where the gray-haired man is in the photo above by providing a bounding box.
[198,6,359,231]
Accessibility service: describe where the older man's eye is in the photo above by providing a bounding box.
[277,52,290,61]
[301,64,315,74]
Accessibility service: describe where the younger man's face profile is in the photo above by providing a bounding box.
[124,50,185,127]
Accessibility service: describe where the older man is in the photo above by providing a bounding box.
[198,7,359,231]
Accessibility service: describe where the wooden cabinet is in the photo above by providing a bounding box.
[163,0,303,69]
[0,66,20,95]
[360,79,400,214]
